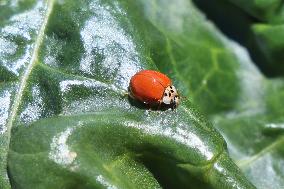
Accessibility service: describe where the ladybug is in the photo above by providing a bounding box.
[129,70,180,109]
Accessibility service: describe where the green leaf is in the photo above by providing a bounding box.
[0,0,264,188]
[211,78,284,189]
[228,0,284,23]
[223,0,284,75]
[252,23,284,74]
[140,0,284,188]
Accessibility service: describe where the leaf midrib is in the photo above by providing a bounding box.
[237,136,284,168]
[5,0,55,160]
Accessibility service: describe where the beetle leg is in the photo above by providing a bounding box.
[171,104,176,111]
[125,87,135,99]
[145,103,153,111]
[157,100,162,110]
[119,92,130,100]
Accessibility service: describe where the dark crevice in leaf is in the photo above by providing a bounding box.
[140,153,213,189]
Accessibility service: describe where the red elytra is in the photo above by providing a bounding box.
[129,70,180,108]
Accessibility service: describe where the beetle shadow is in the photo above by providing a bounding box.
[127,95,175,111]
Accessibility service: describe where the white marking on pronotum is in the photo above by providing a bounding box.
[49,127,77,166]
[96,175,118,189]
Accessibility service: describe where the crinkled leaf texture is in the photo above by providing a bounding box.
[1,0,277,188]
[145,1,284,189]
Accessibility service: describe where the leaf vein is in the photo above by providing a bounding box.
[5,0,55,169]
[237,136,284,168]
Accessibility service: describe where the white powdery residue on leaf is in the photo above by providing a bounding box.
[49,127,77,166]
[11,45,32,76]
[59,79,119,93]
[0,37,17,56]
[0,91,12,134]
[96,175,118,189]
[59,78,130,115]
[115,54,141,89]
[0,37,31,76]
[62,96,131,116]
[124,119,214,160]
[19,85,44,124]
[2,1,45,40]
[79,0,141,90]
[0,1,46,76]
[43,35,65,67]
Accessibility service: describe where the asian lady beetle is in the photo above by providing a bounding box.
[129,70,180,109]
